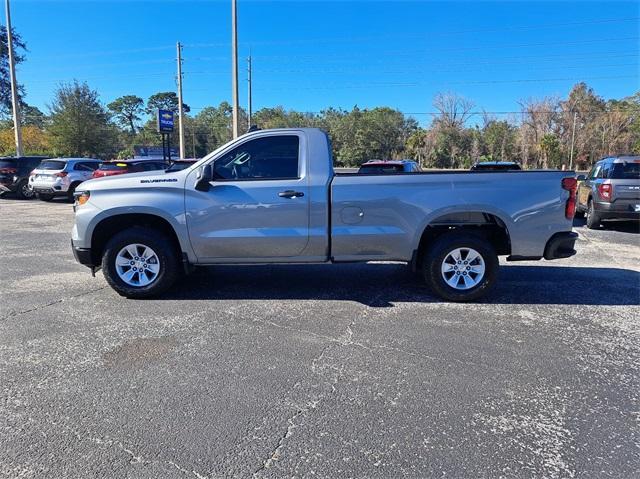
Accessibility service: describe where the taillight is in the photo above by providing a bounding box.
[597,183,612,202]
[0,167,17,174]
[54,172,68,178]
[562,177,578,219]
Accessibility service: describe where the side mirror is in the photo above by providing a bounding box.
[576,174,586,181]
[195,164,213,192]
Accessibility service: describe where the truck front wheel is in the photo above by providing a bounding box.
[101,227,179,299]
[423,232,498,302]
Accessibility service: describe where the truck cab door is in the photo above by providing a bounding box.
[185,133,310,261]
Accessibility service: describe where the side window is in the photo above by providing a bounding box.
[599,164,609,179]
[74,162,96,171]
[588,165,600,180]
[213,135,300,180]
[142,162,160,171]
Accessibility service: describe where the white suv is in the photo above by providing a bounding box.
[29,158,102,201]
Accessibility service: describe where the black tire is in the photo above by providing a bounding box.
[101,226,180,299]
[15,180,35,200]
[573,205,585,219]
[37,193,54,202]
[423,232,499,302]
[67,182,81,202]
[586,199,601,229]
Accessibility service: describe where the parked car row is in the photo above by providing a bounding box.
[0,156,50,199]
[0,156,198,202]
[575,155,640,229]
[353,156,638,230]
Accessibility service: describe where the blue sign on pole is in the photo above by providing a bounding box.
[157,109,175,133]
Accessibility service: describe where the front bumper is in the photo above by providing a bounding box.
[72,240,95,268]
[544,232,578,260]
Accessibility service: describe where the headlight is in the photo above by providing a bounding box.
[74,190,90,206]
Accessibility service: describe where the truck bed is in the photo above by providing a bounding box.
[330,170,574,261]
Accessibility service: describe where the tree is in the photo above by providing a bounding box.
[48,81,117,158]
[432,92,474,129]
[107,95,144,134]
[539,133,562,168]
[21,105,47,128]
[145,92,190,115]
[482,120,517,161]
[518,97,559,168]
[0,26,26,117]
[0,125,50,155]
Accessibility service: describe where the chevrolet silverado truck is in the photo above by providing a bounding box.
[71,128,578,302]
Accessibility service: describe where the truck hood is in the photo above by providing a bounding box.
[79,169,188,191]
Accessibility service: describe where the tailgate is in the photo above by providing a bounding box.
[614,183,640,200]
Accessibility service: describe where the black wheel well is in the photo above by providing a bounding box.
[91,214,182,265]
[415,212,511,268]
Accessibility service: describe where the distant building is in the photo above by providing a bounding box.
[133,145,179,160]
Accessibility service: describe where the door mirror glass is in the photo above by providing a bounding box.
[576,174,586,181]
[195,164,213,191]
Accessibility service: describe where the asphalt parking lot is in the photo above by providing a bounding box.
[1,197,639,478]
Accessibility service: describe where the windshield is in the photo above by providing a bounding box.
[609,162,640,179]
[38,160,67,171]
[166,161,195,172]
[358,164,404,174]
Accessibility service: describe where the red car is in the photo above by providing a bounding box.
[92,160,171,178]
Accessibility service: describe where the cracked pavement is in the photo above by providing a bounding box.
[0,198,639,478]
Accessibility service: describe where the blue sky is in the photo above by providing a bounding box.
[6,0,640,125]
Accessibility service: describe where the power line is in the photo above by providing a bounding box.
[251,56,639,75]
[249,36,639,62]
[182,17,639,48]
[250,75,637,91]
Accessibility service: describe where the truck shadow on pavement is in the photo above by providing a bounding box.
[163,263,640,307]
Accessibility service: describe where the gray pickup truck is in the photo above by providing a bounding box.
[71,128,578,302]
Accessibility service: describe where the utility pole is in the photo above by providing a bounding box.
[176,41,185,159]
[247,54,252,130]
[569,111,577,170]
[5,0,23,157]
[231,0,239,138]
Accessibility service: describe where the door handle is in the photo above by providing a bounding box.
[278,190,304,199]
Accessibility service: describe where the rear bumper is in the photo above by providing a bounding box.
[595,199,640,220]
[32,184,67,195]
[544,231,578,260]
[72,240,95,268]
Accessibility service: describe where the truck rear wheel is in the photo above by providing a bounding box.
[423,232,498,302]
[101,227,179,299]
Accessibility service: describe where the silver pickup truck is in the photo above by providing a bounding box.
[71,128,578,302]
